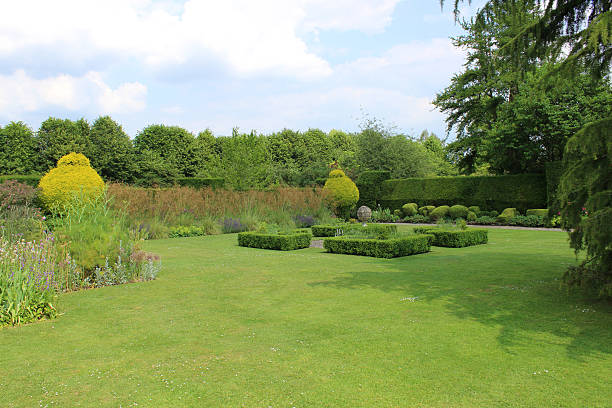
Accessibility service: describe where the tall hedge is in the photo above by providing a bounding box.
[176,177,225,189]
[356,170,391,208]
[379,174,546,212]
[545,161,563,211]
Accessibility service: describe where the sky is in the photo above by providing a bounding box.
[0,0,488,138]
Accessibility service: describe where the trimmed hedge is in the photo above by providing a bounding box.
[323,234,432,258]
[237,230,312,250]
[545,161,563,210]
[526,209,548,217]
[497,208,518,223]
[413,227,488,247]
[356,170,391,208]
[311,223,397,238]
[379,174,546,212]
[0,175,41,187]
[176,177,225,189]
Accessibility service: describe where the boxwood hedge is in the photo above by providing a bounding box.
[237,230,312,250]
[311,223,398,237]
[413,227,488,248]
[323,234,432,258]
[379,174,546,212]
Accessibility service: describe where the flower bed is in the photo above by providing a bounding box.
[323,234,432,258]
[413,227,488,247]
[237,230,312,251]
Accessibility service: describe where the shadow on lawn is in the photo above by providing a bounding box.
[308,251,612,361]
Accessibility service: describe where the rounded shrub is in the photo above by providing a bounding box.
[402,202,418,217]
[449,205,469,219]
[323,169,359,219]
[468,205,480,214]
[497,208,519,223]
[429,205,450,221]
[467,211,477,222]
[38,152,105,213]
[419,205,436,216]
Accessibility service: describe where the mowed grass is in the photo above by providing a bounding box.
[1,228,611,407]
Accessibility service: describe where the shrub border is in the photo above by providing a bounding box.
[323,234,432,258]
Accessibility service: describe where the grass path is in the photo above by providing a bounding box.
[1,228,611,407]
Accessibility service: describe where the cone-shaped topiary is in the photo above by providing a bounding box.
[38,152,105,213]
[323,168,359,219]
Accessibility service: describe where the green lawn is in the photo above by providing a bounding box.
[1,228,611,407]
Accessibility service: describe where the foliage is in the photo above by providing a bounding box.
[402,214,432,224]
[322,169,359,218]
[311,223,397,238]
[221,218,249,233]
[526,209,548,217]
[87,116,138,183]
[323,234,432,258]
[370,207,400,223]
[413,227,488,247]
[449,204,469,219]
[38,153,105,213]
[356,170,391,208]
[429,205,451,221]
[401,203,418,217]
[219,130,274,190]
[176,177,225,189]
[37,117,90,172]
[506,215,546,227]
[168,225,208,238]
[133,149,179,187]
[237,230,312,250]
[293,215,317,228]
[0,122,37,175]
[497,207,519,223]
[379,174,546,212]
[545,161,564,211]
[418,205,436,216]
[134,124,196,177]
[0,235,58,326]
[0,175,40,187]
[558,117,612,298]
[0,181,45,242]
[472,215,498,225]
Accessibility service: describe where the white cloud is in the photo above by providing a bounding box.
[0,70,147,116]
[0,0,401,80]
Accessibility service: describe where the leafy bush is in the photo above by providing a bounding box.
[497,208,519,223]
[472,216,497,225]
[323,169,359,218]
[526,209,548,217]
[237,231,312,250]
[468,205,480,214]
[413,227,488,247]
[402,214,431,223]
[401,202,418,216]
[393,209,403,218]
[370,208,400,223]
[0,180,45,242]
[168,225,207,238]
[323,234,432,258]
[38,153,105,213]
[467,211,477,222]
[506,215,546,227]
[449,205,469,219]
[418,205,436,216]
[91,247,161,287]
[379,174,547,212]
[429,205,450,221]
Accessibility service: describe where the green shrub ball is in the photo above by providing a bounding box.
[430,205,450,221]
[449,205,469,219]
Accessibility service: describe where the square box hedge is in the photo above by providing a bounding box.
[238,230,312,251]
[413,227,488,248]
[323,234,432,258]
[311,223,397,238]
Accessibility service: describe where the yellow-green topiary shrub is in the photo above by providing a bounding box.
[38,152,105,213]
[323,169,359,219]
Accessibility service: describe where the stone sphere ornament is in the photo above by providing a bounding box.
[357,205,372,225]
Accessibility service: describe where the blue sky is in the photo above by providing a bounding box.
[0,0,487,138]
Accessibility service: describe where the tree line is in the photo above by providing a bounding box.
[0,116,456,189]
